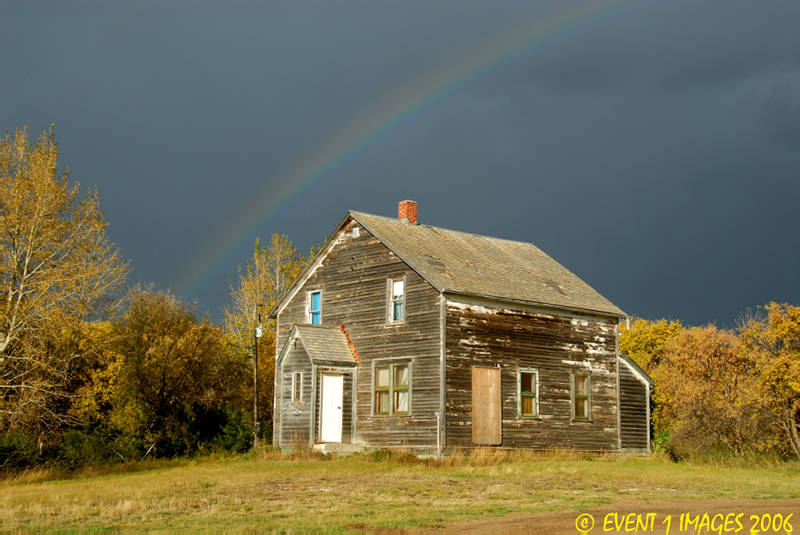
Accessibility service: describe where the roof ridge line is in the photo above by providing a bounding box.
[349,210,546,250]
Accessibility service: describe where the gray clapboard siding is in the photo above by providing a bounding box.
[619,361,649,450]
[445,297,619,451]
[278,342,313,448]
[275,219,441,449]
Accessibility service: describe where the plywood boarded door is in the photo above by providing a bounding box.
[472,366,501,445]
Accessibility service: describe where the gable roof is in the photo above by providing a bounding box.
[270,209,625,318]
[277,324,358,367]
[350,211,625,317]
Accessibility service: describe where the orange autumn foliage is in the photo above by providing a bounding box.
[653,325,779,457]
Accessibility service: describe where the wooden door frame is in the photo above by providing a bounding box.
[319,372,344,443]
[313,366,356,445]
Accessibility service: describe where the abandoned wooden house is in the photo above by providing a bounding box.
[270,200,653,454]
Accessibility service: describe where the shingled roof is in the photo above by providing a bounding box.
[350,211,625,317]
[277,324,358,366]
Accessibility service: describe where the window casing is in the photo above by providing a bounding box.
[308,290,321,325]
[571,373,591,421]
[518,369,539,418]
[291,371,302,403]
[388,277,405,323]
[373,361,411,415]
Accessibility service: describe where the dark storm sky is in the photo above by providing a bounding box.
[3,0,799,326]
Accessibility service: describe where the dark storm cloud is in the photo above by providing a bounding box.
[1,0,798,326]
[764,76,800,151]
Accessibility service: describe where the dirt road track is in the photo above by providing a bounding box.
[414,498,800,535]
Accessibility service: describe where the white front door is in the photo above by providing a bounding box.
[320,374,343,443]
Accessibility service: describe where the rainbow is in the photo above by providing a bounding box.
[177,0,633,297]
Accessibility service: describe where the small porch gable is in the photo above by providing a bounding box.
[278,324,359,449]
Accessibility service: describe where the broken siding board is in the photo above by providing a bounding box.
[275,219,441,450]
[445,297,619,451]
[619,362,649,450]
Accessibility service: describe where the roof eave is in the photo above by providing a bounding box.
[618,351,655,386]
[442,289,627,319]
[275,324,301,367]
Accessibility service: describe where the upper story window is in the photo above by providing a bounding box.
[571,373,591,421]
[519,369,539,418]
[308,290,321,325]
[388,277,405,323]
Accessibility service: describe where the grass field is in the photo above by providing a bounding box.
[1,450,799,533]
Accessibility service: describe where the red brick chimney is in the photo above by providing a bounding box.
[398,200,418,224]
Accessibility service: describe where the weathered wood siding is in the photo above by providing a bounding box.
[619,361,649,451]
[274,218,441,450]
[315,367,355,444]
[278,342,313,448]
[445,297,619,451]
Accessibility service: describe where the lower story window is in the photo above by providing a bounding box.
[373,362,411,415]
[572,373,591,420]
[393,364,409,414]
[519,369,538,417]
[374,366,390,414]
[292,371,302,403]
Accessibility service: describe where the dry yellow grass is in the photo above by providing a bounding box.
[1,450,798,533]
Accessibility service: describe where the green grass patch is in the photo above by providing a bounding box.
[1,450,798,533]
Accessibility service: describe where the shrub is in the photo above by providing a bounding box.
[193,406,252,454]
[0,432,38,471]
[59,430,112,469]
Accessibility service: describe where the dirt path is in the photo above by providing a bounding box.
[416,498,800,535]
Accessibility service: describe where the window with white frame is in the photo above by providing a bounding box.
[291,371,302,403]
[518,369,539,418]
[571,373,591,420]
[308,290,321,325]
[388,277,405,323]
[373,362,410,415]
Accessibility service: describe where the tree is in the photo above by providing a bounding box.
[69,321,118,417]
[654,325,777,457]
[618,317,683,374]
[0,125,128,432]
[224,234,307,436]
[741,302,800,459]
[109,287,247,456]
